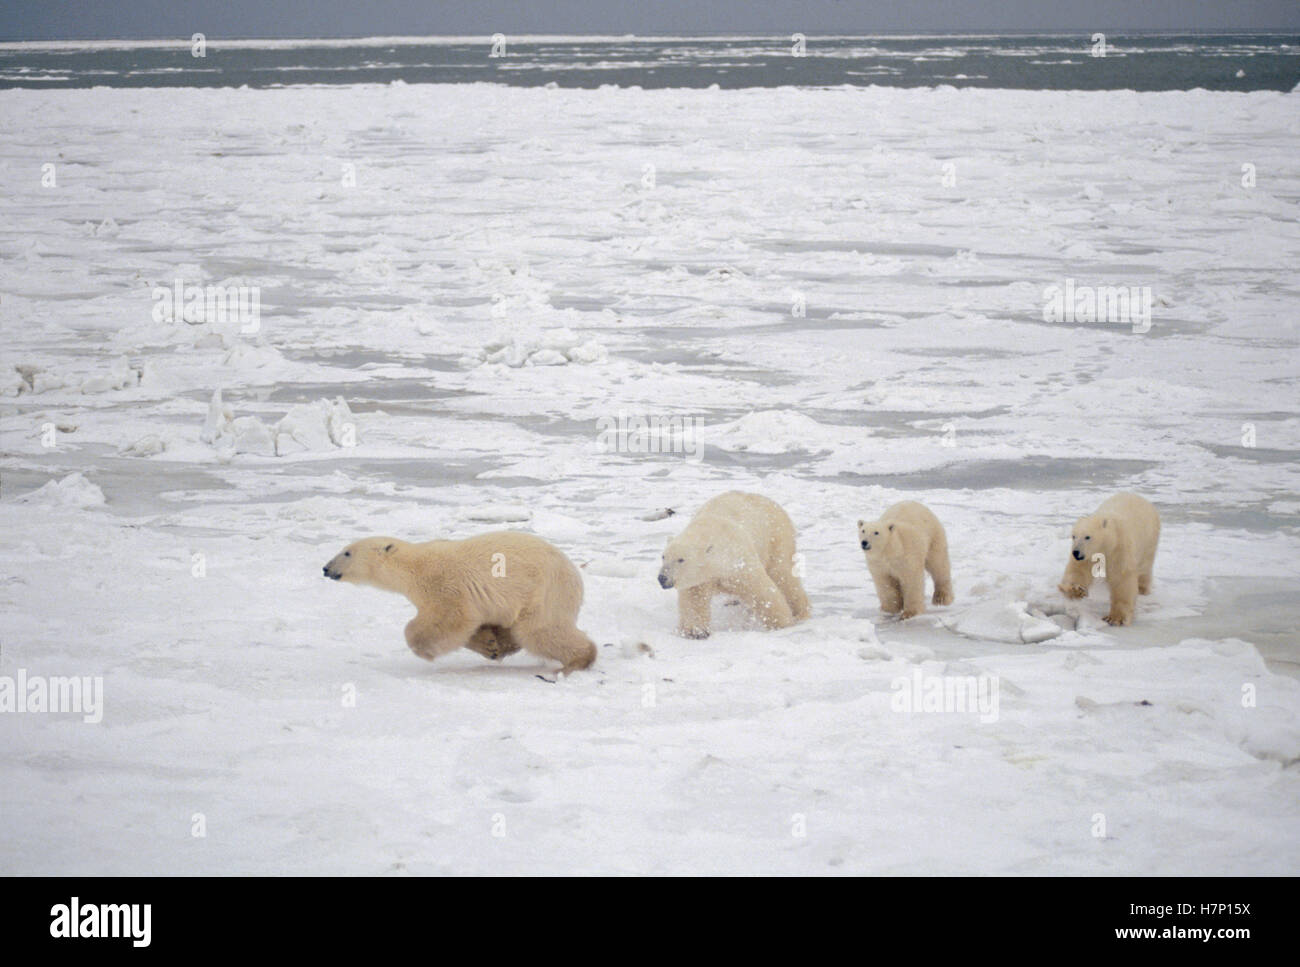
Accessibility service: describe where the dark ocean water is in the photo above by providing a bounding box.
[0,35,1297,91]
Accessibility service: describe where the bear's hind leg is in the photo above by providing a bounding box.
[771,563,811,622]
[514,622,597,674]
[1137,548,1156,595]
[927,538,954,607]
[739,573,796,630]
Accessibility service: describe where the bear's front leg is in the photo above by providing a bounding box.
[869,564,902,614]
[1058,556,1092,599]
[898,564,928,620]
[404,613,477,661]
[464,625,522,661]
[676,584,713,639]
[1104,573,1138,626]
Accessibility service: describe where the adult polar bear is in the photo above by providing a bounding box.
[323,532,597,674]
[1058,492,1161,626]
[657,491,811,638]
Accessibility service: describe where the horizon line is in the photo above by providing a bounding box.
[2,29,1299,49]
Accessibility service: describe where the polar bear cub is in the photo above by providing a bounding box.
[658,491,811,638]
[323,531,597,673]
[1058,492,1160,626]
[857,501,954,619]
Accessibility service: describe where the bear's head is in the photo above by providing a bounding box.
[658,532,741,590]
[1068,514,1114,563]
[323,537,403,586]
[857,519,900,557]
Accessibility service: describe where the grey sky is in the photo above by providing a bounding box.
[2,0,1297,41]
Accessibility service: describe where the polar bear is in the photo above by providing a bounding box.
[1057,492,1160,626]
[657,491,810,638]
[857,501,953,619]
[323,531,597,674]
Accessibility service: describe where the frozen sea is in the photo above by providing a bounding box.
[1,34,1298,90]
[1,72,1299,874]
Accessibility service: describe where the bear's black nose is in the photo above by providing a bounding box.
[657,572,672,589]
[861,540,870,550]
[1072,550,1085,561]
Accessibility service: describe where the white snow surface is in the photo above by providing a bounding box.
[1,83,1298,875]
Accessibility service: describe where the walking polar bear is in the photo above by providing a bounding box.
[323,532,597,674]
[1058,492,1161,626]
[857,501,954,619]
[658,491,811,638]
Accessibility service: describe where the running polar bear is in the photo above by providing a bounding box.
[1058,492,1161,626]
[657,491,811,638]
[323,531,597,674]
[857,500,954,619]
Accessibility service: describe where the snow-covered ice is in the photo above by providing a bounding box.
[1,82,1298,874]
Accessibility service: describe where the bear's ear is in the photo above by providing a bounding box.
[888,523,894,531]
[857,519,864,527]
[705,544,713,554]
[1101,519,1108,529]
[384,543,395,552]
